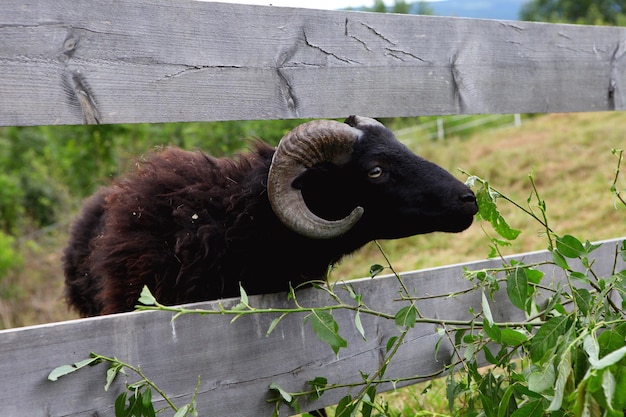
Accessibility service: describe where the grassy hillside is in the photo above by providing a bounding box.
[1,111,625,329]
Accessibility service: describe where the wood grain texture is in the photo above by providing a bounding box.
[2,0,626,126]
[1,238,623,416]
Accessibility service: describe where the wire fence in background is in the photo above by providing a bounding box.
[395,113,522,142]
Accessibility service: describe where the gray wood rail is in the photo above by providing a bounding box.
[1,238,624,416]
[2,0,626,126]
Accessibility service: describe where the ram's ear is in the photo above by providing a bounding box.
[344,115,384,129]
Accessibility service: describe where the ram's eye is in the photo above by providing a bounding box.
[368,166,383,179]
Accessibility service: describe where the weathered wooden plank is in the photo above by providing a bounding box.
[2,0,626,126]
[1,238,623,417]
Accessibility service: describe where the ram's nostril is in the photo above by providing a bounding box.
[460,192,477,204]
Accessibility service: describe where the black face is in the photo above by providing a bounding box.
[292,123,478,241]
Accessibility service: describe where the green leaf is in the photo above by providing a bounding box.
[525,267,544,284]
[141,388,156,417]
[547,349,572,411]
[288,283,297,301]
[483,345,498,365]
[602,370,616,411]
[476,185,521,241]
[500,328,528,346]
[613,367,626,410]
[104,362,124,392]
[48,357,101,381]
[354,312,366,340]
[478,373,499,417]
[573,288,591,316]
[309,311,347,355]
[583,333,600,364]
[307,377,328,401]
[369,264,385,278]
[570,271,590,283]
[445,376,457,413]
[48,365,82,382]
[591,345,626,370]
[173,404,190,417]
[614,270,626,297]
[551,249,570,270]
[528,361,556,393]
[137,286,157,306]
[362,386,377,417]
[497,385,518,417]
[115,392,128,417]
[232,284,250,311]
[269,382,293,403]
[394,305,418,328]
[483,318,501,344]
[529,316,571,362]
[463,341,476,362]
[511,399,544,417]
[598,329,626,357]
[481,292,494,325]
[266,314,286,337]
[335,395,354,417]
[506,267,528,311]
[542,286,565,317]
[386,336,398,353]
[239,284,249,305]
[345,284,362,305]
[556,235,586,258]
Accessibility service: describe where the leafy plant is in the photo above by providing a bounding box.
[446,156,626,417]
[49,352,199,417]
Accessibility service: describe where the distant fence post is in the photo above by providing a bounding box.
[436,118,445,140]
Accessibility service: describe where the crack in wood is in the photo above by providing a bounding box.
[558,31,572,40]
[160,64,242,80]
[276,67,298,117]
[608,40,626,110]
[344,18,371,52]
[274,37,301,117]
[358,22,396,46]
[555,44,595,54]
[63,71,101,124]
[448,50,466,113]
[58,29,100,124]
[384,48,428,63]
[350,35,371,52]
[499,21,525,32]
[302,29,359,64]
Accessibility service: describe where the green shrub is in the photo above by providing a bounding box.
[0,231,23,296]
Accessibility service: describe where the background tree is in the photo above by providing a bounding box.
[413,1,434,15]
[520,0,626,25]
[358,0,432,15]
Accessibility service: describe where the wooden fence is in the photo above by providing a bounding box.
[1,1,625,416]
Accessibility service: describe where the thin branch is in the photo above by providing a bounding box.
[91,353,180,412]
[610,149,626,207]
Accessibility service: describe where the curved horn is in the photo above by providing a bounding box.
[267,119,365,239]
